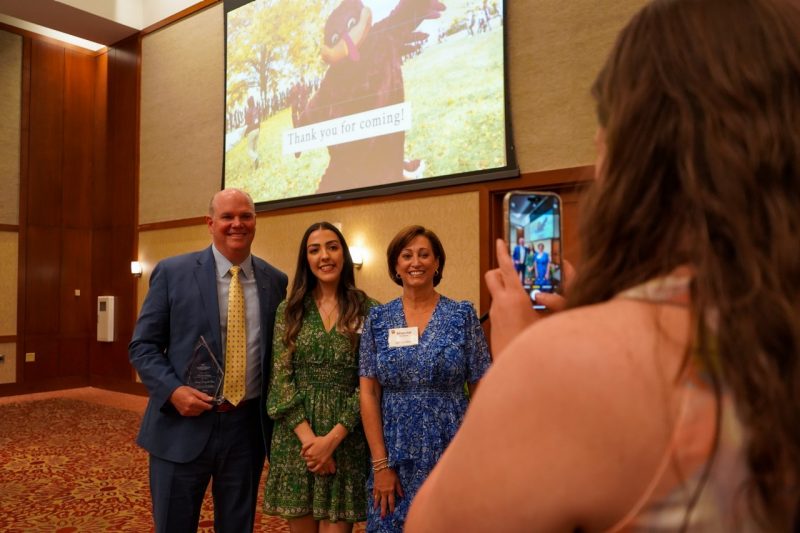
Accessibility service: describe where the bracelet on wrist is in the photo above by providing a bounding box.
[371,456,389,472]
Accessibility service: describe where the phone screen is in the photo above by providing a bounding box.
[504,191,562,310]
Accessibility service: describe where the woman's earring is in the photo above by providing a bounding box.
[396,272,401,279]
[434,269,440,276]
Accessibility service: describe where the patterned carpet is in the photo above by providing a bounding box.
[0,397,363,532]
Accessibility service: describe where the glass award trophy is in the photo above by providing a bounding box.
[186,336,225,405]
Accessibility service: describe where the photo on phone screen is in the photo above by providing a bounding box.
[503,191,562,310]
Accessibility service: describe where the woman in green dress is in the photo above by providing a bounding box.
[523,244,535,286]
[264,221,376,532]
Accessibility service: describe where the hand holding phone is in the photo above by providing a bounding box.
[485,239,540,357]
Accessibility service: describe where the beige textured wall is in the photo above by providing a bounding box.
[139,5,225,225]
[136,0,648,307]
[138,192,479,309]
[0,232,18,335]
[0,231,18,385]
[0,30,21,225]
[508,0,648,173]
[0,342,16,384]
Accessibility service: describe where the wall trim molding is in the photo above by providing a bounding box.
[140,0,220,37]
[0,375,87,397]
[137,166,594,232]
[0,22,106,57]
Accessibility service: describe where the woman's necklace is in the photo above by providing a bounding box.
[316,298,339,330]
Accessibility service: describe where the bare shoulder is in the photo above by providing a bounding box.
[501,298,691,385]
[415,299,693,531]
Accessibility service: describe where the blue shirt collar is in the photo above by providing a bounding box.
[211,245,254,279]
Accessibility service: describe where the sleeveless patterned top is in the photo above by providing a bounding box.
[608,275,759,532]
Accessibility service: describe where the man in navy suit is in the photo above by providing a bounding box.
[129,188,288,533]
[512,237,527,283]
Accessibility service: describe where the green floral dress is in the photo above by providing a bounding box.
[263,295,377,522]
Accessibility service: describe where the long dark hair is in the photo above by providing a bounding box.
[572,0,800,528]
[283,222,368,356]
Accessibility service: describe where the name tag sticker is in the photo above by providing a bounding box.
[388,327,419,347]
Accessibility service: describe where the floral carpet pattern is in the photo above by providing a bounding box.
[0,398,364,532]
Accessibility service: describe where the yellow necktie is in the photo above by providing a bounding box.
[223,265,247,406]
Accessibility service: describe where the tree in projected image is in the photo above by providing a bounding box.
[226,0,327,122]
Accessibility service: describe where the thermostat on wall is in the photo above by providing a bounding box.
[97,296,116,342]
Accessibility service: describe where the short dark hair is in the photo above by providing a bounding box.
[386,225,446,287]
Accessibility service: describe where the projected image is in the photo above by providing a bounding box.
[224,0,507,205]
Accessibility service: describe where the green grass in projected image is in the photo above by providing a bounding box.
[224,27,505,203]
[226,108,328,202]
[405,28,506,179]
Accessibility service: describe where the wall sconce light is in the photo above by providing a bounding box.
[350,247,365,268]
[131,261,143,277]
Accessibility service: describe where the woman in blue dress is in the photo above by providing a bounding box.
[359,225,491,532]
[534,242,551,287]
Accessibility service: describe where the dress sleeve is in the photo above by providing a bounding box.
[359,306,379,378]
[266,302,307,429]
[336,390,361,432]
[463,302,492,383]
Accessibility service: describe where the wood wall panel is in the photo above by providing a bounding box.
[105,226,138,379]
[109,234,138,379]
[89,334,114,377]
[90,229,113,378]
[92,52,110,228]
[91,228,112,302]
[106,39,138,230]
[89,35,139,384]
[60,228,92,336]
[12,35,102,393]
[22,335,58,381]
[63,50,95,229]
[27,40,64,228]
[59,337,89,377]
[24,226,61,335]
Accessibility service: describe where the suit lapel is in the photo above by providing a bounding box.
[195,246,223,358]
[253,259,274,363]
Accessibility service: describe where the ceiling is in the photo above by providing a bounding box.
[0,0,202,50]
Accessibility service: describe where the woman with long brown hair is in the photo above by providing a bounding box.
[407,0,800,530]
[264,222,377,533]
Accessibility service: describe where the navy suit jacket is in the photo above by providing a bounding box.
[129,246,288,463]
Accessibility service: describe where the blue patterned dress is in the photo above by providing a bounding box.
[358,296,491,532]
[534,251,550,286]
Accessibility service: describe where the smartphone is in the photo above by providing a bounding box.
[502,191,563,310]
